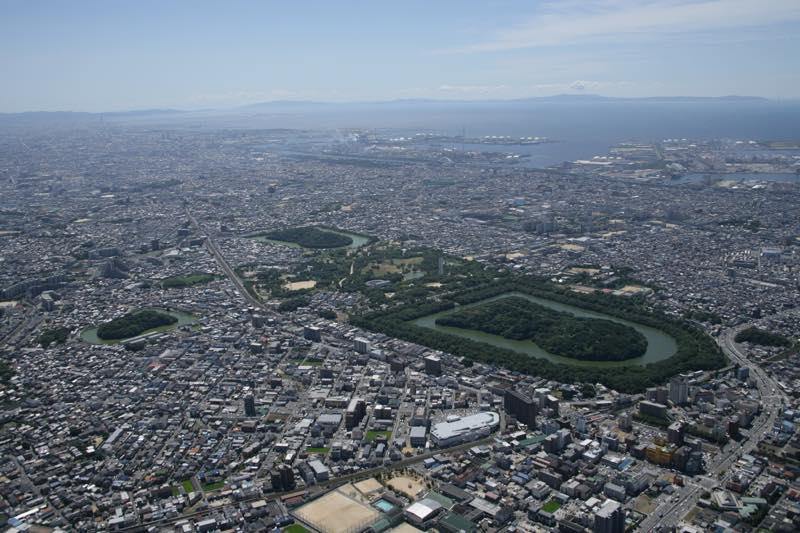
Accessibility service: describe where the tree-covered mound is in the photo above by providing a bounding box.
[277,296,311,313]
[162,272,216,288]
[436,296,647,361]
[352,277,726,393]
[39,326,70,348]
[97,310,178,340]
[263,226,352,248]
[734,326,791,348]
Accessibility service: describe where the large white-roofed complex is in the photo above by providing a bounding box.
[430,411,500,447]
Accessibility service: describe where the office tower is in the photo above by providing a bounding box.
[669,376,689,406]
[504,390,538,427]
[424,355,442,376]
[244,395,256,417]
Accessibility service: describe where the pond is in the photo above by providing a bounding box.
[412,292,677,367]
[81,308,197,344]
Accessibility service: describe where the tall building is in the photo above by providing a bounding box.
[345,398,366,429]
[354,337,369,354]
[639,400,668,420]
[669,376,689,406]
[594,500,625,533]
[618,412,632,432]
[668,421,685,445]
[244,395,256,417]
[646,387,668,405]
[424,355,442,376]
[575,414,587,434]
[270,464,295,491]
[504,390,538,428]
[303,326,321,342]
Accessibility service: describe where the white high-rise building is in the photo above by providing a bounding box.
[669,376,689,405]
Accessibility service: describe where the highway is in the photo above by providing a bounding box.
[186,209,265,310]
[637,325,784,531]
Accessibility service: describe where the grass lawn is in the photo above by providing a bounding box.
[202,481,225,492]
[284,524,310,533]
[306,447,330,454]
[181,479,194,493]
[366,430,392,442]
[542,500,561,513]
[171,486,180,497]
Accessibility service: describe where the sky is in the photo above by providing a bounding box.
[1,0,799,112]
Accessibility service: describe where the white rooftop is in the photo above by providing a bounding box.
[431,411,499,441]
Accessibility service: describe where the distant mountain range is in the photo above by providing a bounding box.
[239,94,770,109]
[0,94,778,117]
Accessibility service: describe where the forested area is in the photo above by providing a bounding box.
[262,226,352,248]
[38,326,70,348]
[97,310,178,340]
[161,272,216,288]
[351,277,726,393]
[734,326,791,347]
[436,296,647,361]
[277,296,311,313]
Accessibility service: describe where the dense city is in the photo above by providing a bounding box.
[1,122,799,533]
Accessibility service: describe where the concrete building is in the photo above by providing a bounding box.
[424,355,442,376]
[504,390,537,428]
[405,498,443,526]
[354,337,369,353]
[244,395,256,417]
[410,426,427,447]
[431,412,500,447]
[594,500,625,533]
[669,376,689,405]
[303,326,321,342]
[639,400,668,420]
[345,398,366,429]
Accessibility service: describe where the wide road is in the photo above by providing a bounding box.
[637,325,784,531]
[186,209,264,309]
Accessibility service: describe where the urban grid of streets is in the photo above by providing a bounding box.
[0,124,799,532]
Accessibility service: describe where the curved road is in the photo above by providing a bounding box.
[637,325,785,531]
